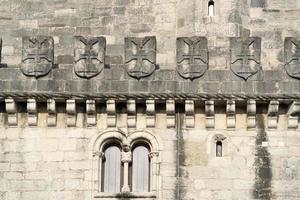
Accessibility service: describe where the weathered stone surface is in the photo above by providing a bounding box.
[21,36,54,78]
[284,37,300,79]
[230,37,262,81]
[125,36,157,79]
[74,36,106,79]
[176,37,208,79]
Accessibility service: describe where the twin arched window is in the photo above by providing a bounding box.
[101,142,151,193]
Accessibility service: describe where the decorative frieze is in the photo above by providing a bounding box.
[177,37,208,79]
[185,100,195,128]
[287,101,300,129]
[127,100,136,128]
[205,100,214,129]
[107,100,116,127]
[5,99,17,126]
[21,36,54,78]
[86,100,96,126]
[66,99,76,127]
[247,100,256,129]
[284,37,300,79]
[230,37,261,80]
[125,36,157,79]
[146,100,155,128]
[47,99,56,126]
[166,100,175,128]
[27,99,37,126]
[74,36,106,79]
[226,100,236,129]
[268,100,279,129]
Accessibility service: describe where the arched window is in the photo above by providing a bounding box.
[216,141,222,157]
[208,0,215,16]
[132,144,150,192]
[102,144,122,193]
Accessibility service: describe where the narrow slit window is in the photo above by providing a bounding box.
[102,144,122,193]
[132,144,150,192]
[216,141,222,157]
[208,0,215,16]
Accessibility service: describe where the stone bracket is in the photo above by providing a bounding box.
[247,100,256,129]
[185,100,195,128]
[166,100,175,128]
[287,101,300,129]
[226,100,236,128]
[127,100,136,128]
[205,100,214,129]
[5,98,17,126]
[268,100,279,129]
[86,100,96,126]
[146,100,155,128]
[107,100,116,127]
[47,99,56,127]
[27,99,37,126]
[66,99,76,127]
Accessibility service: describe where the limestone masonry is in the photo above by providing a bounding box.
[0,0,300,200]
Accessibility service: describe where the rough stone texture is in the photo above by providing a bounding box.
[0,1,300,200]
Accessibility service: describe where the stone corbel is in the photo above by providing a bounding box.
[127,100,136,128]
[5,98,17,126]
[86,100,96,126]
[185,100,195,128]
[107,100,116,127]
[205,100,214,129]
[27,99,37,126]
[47,99,56,127]
[287,101,300,129]
[226,100,235,128]
[268,100,279,129]
[247,100,256,129]
[66,99,76,127]
[146,99,155,128]
[166,99,175,128]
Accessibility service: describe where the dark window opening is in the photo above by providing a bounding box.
[216,141,222,157]
[208,0,215,16]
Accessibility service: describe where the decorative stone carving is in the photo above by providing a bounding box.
[125,36,156,79]
[21,36,54,78]
[226,100,236,128]
[106,100,116,127]
[287,101,300,129]
[66,99,76,127]
[47,99,56,127]
[86,100,96,126]
[177,37,208,79]
[74,36,106,79]
[185,100,195,128]
[27,99,37,126]
[146,100,155,128]
[205,100,214,129]
[5,99,17,126]
[127,100,136,128]
[284,37,300,79]
[230,37,261,80]
[268,100,279,129]
[166,99,175,128]
[247,100,256,128]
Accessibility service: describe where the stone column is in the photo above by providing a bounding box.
[149,151,159,192]
[93,152,104,192]
[121,145,132,192]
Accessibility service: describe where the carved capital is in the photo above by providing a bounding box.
[121,151,132,163]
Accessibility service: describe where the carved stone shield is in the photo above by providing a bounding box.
[284,37,300,79]
[21,36,54,78]
[230,37,261,80]
[74,36,106,79]
[177,37,208,79]
[125,37,156,79]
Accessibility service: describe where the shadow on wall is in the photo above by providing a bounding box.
[253,114,274,199]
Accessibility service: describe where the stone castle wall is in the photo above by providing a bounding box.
[0,0,300,200]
